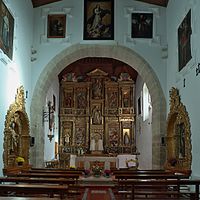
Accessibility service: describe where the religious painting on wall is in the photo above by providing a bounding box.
[131,12,153,38]
[0,0,14,59]
[47,14,66,38]
[84,0,114,40]
[178,9,192,71]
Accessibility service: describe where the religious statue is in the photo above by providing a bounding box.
[90,137,103,152]
[92,106,102,125]
[64,132,70,145]
[124,132,130,146]
[92,79,102,99]
[9,117,19,153]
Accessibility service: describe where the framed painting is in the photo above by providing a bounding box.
[47,14,66,38]
[0,0,14,59]
[178,10,192,72]
[131,12,153,38]
[84,0,114,40]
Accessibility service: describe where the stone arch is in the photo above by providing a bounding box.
[30,44,166,168]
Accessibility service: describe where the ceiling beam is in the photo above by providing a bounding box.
[32,0,62,8]
[135,0,168,7]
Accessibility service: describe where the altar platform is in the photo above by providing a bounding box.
[76,155,116,170]
[74,154,137,170]
[79,175,114,186]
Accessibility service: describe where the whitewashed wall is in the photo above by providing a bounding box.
[166,0,200,178]
[29,0,167,166]
[0,0,33,175]
[31,0,167,99]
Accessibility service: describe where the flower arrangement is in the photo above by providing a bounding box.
[83,169,91,177]
[92,161,103,177]
[70,165,76,169]
[104,169,112,177]
[16,156,25,166]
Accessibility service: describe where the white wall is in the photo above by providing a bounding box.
[166,0,200,177]
[31,0,167,100]
[0,0,33,174]
[29,0,167,167]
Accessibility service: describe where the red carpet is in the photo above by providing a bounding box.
[82,186,115,200]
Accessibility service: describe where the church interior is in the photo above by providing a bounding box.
[0,0,200,199]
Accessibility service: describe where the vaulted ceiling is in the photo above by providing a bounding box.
[31,0,169,8]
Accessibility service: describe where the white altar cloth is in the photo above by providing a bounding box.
[116,154,137,169]
[76,156,116,170]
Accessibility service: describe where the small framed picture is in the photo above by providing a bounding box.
[131,12,153,38]
[84,0,114,40]
[0,0,14,59]
[47,14,66,38]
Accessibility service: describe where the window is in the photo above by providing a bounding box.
[143,83,151,121]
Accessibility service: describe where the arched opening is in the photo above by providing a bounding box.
[30,44,166,169]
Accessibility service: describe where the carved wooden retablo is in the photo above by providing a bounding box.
[59,69,136,162]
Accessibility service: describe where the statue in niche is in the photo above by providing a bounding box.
[178,123,185,158]
[9,116,19,154]
[92,79,102,99]
[124,131,130,146]
[92,106,102,125]
[64,131,70,146]
[90,135,103,151]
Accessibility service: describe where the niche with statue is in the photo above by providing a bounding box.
[165,87,192,175]
[3,86,30,174]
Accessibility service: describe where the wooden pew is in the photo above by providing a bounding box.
[0,184,68,199]
[0,177,76,185]
[114,179,200,200]
[0,177,84,199]
[23,169,82,175]
[115,173,189,181]
[0,198,60,200]
[7,172,80,180]
[113,169,170,175]
[31,167,83,172]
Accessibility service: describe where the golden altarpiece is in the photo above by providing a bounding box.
[165,87,192,175]
[3,86,30,174]
[59,69,136,163]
